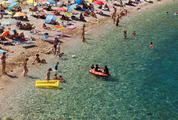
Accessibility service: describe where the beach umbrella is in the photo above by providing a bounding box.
[67,4,77,12]
[8,2,18,10]
[48,0,56,4]
[75,0,83,5]
[54,7,67,12]
[13,12,26,17]
[45,14,57,24]
[94,0,105,5]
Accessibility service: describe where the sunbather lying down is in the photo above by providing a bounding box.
[0,44,14,53]
[32,54,47,64]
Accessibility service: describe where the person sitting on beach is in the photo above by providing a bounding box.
[91,11,97,18]
[80,13,86,22]
[42,23,51,30]
[32,54,47,64]
[103,4,110,11]
[104,65,109,75]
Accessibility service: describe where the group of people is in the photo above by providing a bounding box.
[46,62,64,83]
[112,6,128,27]
[0,51,65,83]
[91,64,110,75]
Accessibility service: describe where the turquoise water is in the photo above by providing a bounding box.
[5,1,178,119]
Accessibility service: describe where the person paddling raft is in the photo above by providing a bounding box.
[90,64,110,76]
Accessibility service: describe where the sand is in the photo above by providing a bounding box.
[0,0,173,118]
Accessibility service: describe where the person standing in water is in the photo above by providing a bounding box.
[150,42,154,49]
[82,24,86,42]
[23,58,29,77]
[46,68,52,81]
[112,6,117,23]
[1,52,6,74]
[54,62,59,71]
[116,15,120,26]
[132,31,136,37]
[123,30,127,39]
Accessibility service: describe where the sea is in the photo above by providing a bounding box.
[2,1,178,120]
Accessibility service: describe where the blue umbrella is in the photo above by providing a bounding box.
[67,4,77,12]
[8,2,18,10]
[48,0,56,4]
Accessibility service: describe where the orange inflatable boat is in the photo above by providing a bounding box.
[89,69,110,77]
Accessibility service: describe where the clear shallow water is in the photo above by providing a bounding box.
[5,1,178,119]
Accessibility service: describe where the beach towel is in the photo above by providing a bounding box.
[8,2,18,10]
[0,31,10,37]
[51,25,64,30]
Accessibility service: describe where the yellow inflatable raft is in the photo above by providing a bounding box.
[35,80,60,89]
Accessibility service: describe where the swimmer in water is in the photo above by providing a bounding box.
[149,42,154,49]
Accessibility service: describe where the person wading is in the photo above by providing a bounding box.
[82,24,86,42]
[116,15,120,26]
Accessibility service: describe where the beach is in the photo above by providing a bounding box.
[0,0,177,119]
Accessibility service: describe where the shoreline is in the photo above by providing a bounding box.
[0,0,173,118]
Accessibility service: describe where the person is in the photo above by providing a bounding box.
[112,6,117,23]
[1,52,6,74]
[53,74,65,83]
[116,15,120,26]
[53,73,58,79]
[104,65,109,75]
[82,24,86,42]
[42,23,50,30]
[59,75,65,83]
[32,54,47,64]
[54,62,59,71]
[95,64,100,72]
[53,36,60,54]
[91,64,94,69]
[80,13,85,21]
[123,30,127,39]
[132,31,136,37]
[103,4,109,11]
[23,58,29,77]
[150,42,154,49]
[46,68,52,81]
[56,42,61,56]
[0,23,4,34]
